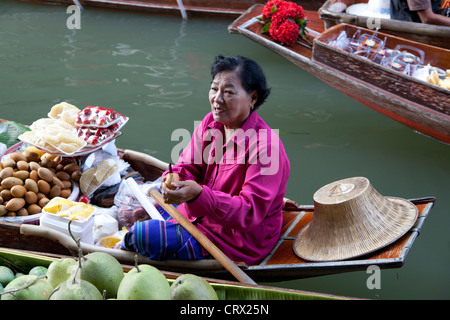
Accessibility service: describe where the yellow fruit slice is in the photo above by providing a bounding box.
[25,146,46,158]
[99,236,121,248]
[44,199,94,221]
[57,209,71,218]
[69,210,92,220]
[68,203,94,220]
[44,199,74,213]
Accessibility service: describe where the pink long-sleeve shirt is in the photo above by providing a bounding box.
[167,111,290,265]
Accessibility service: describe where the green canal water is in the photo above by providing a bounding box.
[1,0,449,300]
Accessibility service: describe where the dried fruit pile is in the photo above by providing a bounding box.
[0,148,81,217]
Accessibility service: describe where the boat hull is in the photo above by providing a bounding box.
[0,134,435,281]
[0,247,353,300]
[0,188,435,282]
[312,24,450,143]
[228,5,450,145]
[0,107,437,282]
[16,0,323,18]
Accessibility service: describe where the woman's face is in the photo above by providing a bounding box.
[209,69,257,130]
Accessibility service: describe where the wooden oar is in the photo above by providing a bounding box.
[149,189,257,285]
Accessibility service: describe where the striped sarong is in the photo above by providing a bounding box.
[121,219,208,261]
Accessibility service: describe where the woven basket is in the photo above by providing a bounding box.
[293,177,418,262]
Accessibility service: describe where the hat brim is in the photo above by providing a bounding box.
[346,3,391,19]
[293,196,418,262]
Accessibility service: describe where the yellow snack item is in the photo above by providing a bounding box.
[99,236,121,248]
[439,77,450,90]
[69,209,94,220]
[30,117,74,132]
[56,209,71,218]
[19,131,59,153]
[427,70,439,85]
[25,146,46,158]
[41,153,59,161]
[49,102,81,127]
[426,69,450,91]
[43,199,74,213]
[44,199,95,221]
[20,117,86,155]
[68,203,94,220]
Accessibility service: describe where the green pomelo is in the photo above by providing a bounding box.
[46,258,77,288]
[0,266,15,287]
[80,252,124,299]
[171,274,218,300]
[1,275,53,300]
[15,273,25,278]
[49,278,103,300]
[117,264,171,300]
[29,266,48,277]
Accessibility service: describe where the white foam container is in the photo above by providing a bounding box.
[39,197,95,245]
[0,183,80,225]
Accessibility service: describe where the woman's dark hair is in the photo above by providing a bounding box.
[210,55,271,110]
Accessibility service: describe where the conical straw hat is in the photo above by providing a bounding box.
[293,177,418,262]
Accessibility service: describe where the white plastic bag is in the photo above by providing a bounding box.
[113,177,164,229]
[94,213,119,243]
[0,143,6,158]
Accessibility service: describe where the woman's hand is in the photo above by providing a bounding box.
[160,177,203,205]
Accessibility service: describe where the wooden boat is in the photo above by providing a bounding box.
[16,0,324,19]
[0,118,435,282]
[229,4,450,145]
[319,0,450,49]
[0,247,353,300]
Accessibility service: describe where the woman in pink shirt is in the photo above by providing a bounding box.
[122,55,290,265]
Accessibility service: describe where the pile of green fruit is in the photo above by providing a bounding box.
[0,252,218,300]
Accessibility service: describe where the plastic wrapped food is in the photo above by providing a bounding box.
[74,106,128,146]
[30,118,74,132]
[427,69,450,90]
[75,106,127,128]
[105,115,128,132]
[116,205,151,230]
[18,130,59,153]
[75,127,116,146]
[114,181,150,229]
[80,158,119,197]
[20,118,86,155]
[48,102,81,126]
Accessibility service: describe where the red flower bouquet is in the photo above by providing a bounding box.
[259,0,309,46]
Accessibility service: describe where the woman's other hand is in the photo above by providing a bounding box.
[161,179,203,205]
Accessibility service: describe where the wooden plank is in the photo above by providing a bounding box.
[288,212,313,238]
